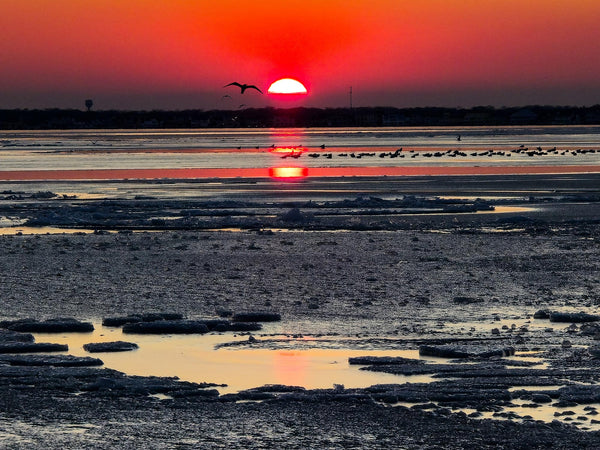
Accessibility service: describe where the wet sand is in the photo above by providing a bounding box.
[1,173,600,448]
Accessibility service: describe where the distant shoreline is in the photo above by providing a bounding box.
[1,105,599,129]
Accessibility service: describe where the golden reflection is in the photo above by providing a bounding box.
[269,126,305,154]
[268,146,305,158]
[30,326,423,394]
[268,166,308,180]
[273,351,308,387]
[0,226,99,235]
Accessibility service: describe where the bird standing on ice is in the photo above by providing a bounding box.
[224,82,263,94]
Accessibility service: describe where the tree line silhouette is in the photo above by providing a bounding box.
[1,105,599,129]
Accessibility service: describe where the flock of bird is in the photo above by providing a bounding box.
[290,146,598,160]
[230,144,598,157]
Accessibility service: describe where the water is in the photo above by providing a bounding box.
[0,126,597,201]
[3,125,600,149]
[32,323,430,394]
[1,126,599,174]
[30,322,600,431]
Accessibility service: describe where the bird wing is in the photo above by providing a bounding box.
[245,85,263,94]
[224,82,243,89]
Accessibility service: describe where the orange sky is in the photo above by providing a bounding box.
[2,0,600,109]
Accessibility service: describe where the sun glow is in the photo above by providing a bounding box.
[267,78,308,95]
[268,166,308,180]
[269,146,305,158]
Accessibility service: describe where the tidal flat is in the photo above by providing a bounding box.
[1,175,600,448]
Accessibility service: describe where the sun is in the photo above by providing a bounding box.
[267,78,308,95]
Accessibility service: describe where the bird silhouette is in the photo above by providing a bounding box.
[224,82,263,94]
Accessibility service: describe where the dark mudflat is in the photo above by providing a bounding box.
[0,342,68,353]
[1,318,94,333]
[83,341,139,353]
[1,176,599,448]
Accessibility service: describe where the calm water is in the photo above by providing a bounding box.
[1,126,599,174]
[31,320,600,431]
[0,126,598,201]
[33,323,428,394]
[3,125,600,149]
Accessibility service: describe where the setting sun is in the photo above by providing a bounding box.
[268,78,308,95]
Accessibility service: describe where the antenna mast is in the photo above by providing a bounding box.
[349,86,353,109]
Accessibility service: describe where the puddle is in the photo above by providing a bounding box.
[149,393,173,401]
[32,323,431,394]
[0,227,100,236]
[479,227,528,233]
[508,385,564,392]
[483,401,600,431]
[392,400,600,431]
[476,206,535,215]
[27,321,597,431]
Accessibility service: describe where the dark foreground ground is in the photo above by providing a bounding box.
[1,174,600,448]
[3,391,600,449]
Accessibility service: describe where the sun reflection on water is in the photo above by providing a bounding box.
[30,324,423,394]
[268,166,308,181]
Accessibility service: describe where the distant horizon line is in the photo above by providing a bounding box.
[2,104,600,112]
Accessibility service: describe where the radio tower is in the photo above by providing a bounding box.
[349,86,353,109]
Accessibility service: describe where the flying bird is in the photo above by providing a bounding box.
[221,94,232,100]
[224,82,263,94]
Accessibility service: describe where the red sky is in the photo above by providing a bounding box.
[2,0,600,110]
